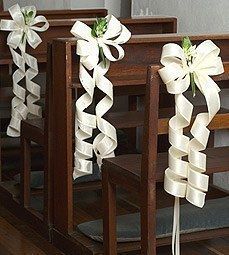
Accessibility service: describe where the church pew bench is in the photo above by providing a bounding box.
[101,63,229,254]
[49,33,229,254]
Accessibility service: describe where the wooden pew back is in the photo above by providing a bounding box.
[0,17,177,64]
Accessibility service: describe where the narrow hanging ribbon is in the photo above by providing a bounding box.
[159,38,224,255]
[71,16,131,179]
[0,4,49,137]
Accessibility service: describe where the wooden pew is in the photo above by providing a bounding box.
[0,17,177,240]
[103,63,229,254]
[50,34,229,255]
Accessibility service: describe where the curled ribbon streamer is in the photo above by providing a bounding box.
[71,15,131,178]
[0,4,49,137]
[159,40,224,255]
[93,60,117,167]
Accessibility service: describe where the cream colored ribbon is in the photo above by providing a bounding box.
[159,40,224,255]
[0,4,49,137]
[71,15,131,178]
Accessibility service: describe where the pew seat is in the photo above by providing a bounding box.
[22,119,45,145]
[14,164,101,190]
[78,196,229,242]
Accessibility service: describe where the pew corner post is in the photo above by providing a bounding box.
[102,163,117,255]
[52,39,74,234]
[20,129,31,208]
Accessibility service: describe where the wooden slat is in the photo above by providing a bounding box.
[0,9,107,20]
[106,107,229,133]
[0,87,46,103]
[161,112,229,134]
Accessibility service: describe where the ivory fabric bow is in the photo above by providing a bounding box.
[159,39,224,255]
[71,15,131,179]
[0,4,49,137]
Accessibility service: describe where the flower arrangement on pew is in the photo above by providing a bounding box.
[71,16,131,179]
[0,4,49,137]
[159,37,224,255]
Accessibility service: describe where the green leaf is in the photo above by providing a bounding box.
[182,36,192,51]
[22,9,34,25]
[91,17,108,38]
[28,10,34,18]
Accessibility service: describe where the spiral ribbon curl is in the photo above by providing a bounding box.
[159,40,224,255]
[0,4,49,137]
[71,15,131,178]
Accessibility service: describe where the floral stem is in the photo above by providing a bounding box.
[190,73,196,97]
[99,46,106,68]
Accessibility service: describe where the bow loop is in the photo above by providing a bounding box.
[30,16,49,32]
[103,15,122,39]
[161,43,186,66]
[9,4,25,27]
[159,63,190,94]
[0,4,49,50]
[100,41,125,62]
[77,40,99,70]
[193,40,224,77]
[7,29,24,49]
[71,21,93,42]
[26,29,42,49]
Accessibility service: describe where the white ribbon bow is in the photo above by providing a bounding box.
[159,40,224,255]
[71,15,131,178]
[0,4,49,137]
